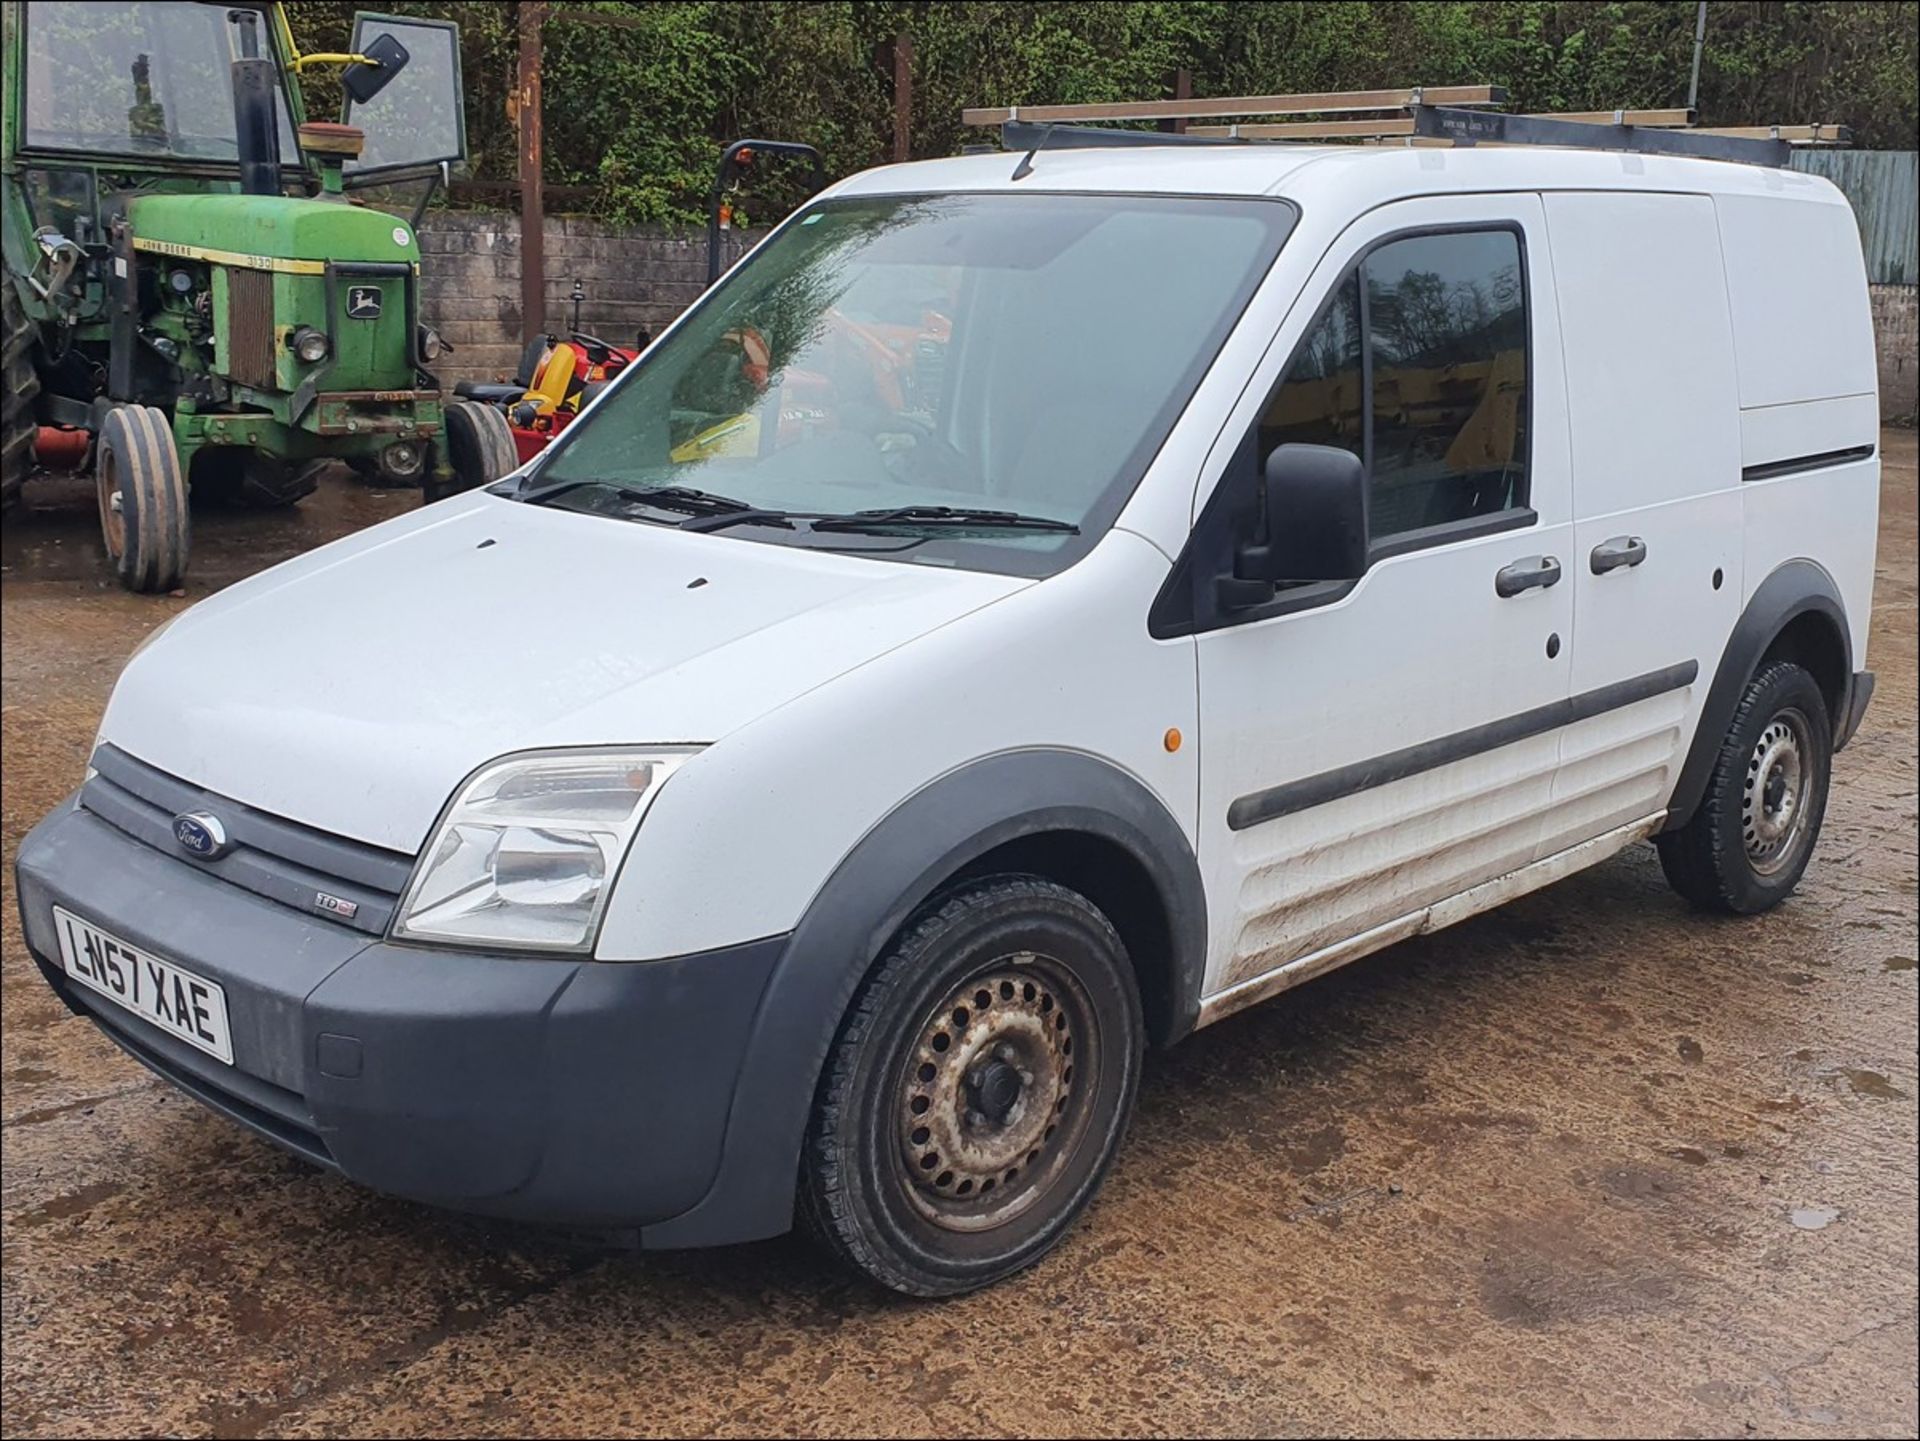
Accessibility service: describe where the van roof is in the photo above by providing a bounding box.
[830,142,1852,210]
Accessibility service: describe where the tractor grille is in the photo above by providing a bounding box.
[225,267,277,390]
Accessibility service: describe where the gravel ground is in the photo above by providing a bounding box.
[2,434,1915,1439]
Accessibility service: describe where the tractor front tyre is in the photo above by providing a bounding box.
[2,281,42,512]
[97,406,189,593]
[439,400,518,499]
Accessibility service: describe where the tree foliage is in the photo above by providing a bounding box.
[287,1,1919,225]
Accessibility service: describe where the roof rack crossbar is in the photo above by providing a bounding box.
[1411,106,1796,165]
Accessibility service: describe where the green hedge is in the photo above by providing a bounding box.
[290,1,1919,225]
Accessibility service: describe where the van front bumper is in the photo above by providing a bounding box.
[15,797,784,1237]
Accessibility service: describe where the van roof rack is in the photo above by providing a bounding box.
[970,88,1849,169]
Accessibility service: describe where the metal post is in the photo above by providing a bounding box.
[517,2,547,346]
[1158,69,1192,135]
[893,33,913,163]
[1687,1,1708,112]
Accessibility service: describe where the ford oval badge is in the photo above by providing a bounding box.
[172,811,230,859]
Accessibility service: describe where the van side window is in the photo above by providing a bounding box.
[1365,230,1528,536]
[1251,227,1529,546]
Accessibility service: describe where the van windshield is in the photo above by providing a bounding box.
[526,192,1293,575]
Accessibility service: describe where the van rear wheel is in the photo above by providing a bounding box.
[1656,661,1832,914]
[801,876,1143,1296]
[96,405,188,593]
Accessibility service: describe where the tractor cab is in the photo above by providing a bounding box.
[1,1,514,591]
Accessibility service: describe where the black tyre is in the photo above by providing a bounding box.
[189,448,319,509]
[2,280,41,511]
[438,399,517,499]
[97,405,189,593]
[1656,661,1833,914]
[801,876,1144,1297]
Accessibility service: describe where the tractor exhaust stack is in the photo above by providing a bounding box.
[229,9,282,197]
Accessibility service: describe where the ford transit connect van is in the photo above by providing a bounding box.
[17,130,1880,1295]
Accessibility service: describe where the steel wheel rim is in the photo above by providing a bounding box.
[892,952,1099,1233]
[1743,707,1812,875]
[96,442,126,559]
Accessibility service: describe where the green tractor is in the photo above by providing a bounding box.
[1,1,516,591]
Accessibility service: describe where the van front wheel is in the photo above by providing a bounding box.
[1656,660,1833,914]
[802,876,1143,1296]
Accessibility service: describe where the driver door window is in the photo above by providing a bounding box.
[1257,227,1531,546]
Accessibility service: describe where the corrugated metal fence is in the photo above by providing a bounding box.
[1790,150,1918,286]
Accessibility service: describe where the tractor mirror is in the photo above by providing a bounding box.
[342,14,467,183]
[342,32,410,106]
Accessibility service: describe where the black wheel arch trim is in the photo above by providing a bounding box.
[637,747,1206,1250]
[1664,558,1855,833]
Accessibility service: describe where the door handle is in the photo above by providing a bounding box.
[1589,535,1648,575]
[1494,554,1562,598]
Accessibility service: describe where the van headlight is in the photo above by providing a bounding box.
[393,748,698,953]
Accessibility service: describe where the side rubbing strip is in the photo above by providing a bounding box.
[1741,445,1876,484]
[1228,660,1700,831]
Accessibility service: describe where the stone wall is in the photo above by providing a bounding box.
[1872,284,1918,423]
[413,210,748,387]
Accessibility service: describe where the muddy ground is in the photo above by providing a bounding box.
[2,437,1915,1439]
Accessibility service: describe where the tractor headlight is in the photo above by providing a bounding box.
[393,748,699,953]
[289,326,330,364]
[417,324,445,362]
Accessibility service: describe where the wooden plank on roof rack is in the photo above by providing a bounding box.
[1188,118,1417,139]
[1694,124,1849,143]
[1189,108,1696,141]
[1527,108,1694,127]
[961,85,1504,127]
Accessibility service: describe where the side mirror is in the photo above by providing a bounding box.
[342,32,410,105]
[1231,443,1369,595]
[342,16,467,182]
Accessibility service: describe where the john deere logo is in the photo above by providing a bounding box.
[346,286,383,320]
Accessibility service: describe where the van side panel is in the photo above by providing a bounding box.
[1543,192,1743,848]
[1713,192,1878,410]
[1714,190,1881,667]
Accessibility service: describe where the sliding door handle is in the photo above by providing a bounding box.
[1494,554,1562,598]
[1589,535,1648,575]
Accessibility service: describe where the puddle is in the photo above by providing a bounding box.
[1663,1146,1711,1166]
[1886,954,1917,972]
[1789,1206,1839,1231]
[1835,1068,1909,1101]
[1676,1037,1704,1064]
[13,1180,124,1229]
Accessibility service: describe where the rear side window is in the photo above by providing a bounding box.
[1257,227,1530,543]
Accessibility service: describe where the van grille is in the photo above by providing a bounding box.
[80,745,415,936]
[225,267,277,390]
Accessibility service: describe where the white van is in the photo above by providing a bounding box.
[17,125,1880,1296]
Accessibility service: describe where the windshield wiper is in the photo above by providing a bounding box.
[811,505,1078,535]
[514,478,753,516]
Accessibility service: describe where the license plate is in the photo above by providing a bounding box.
[52,906,233,1065]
